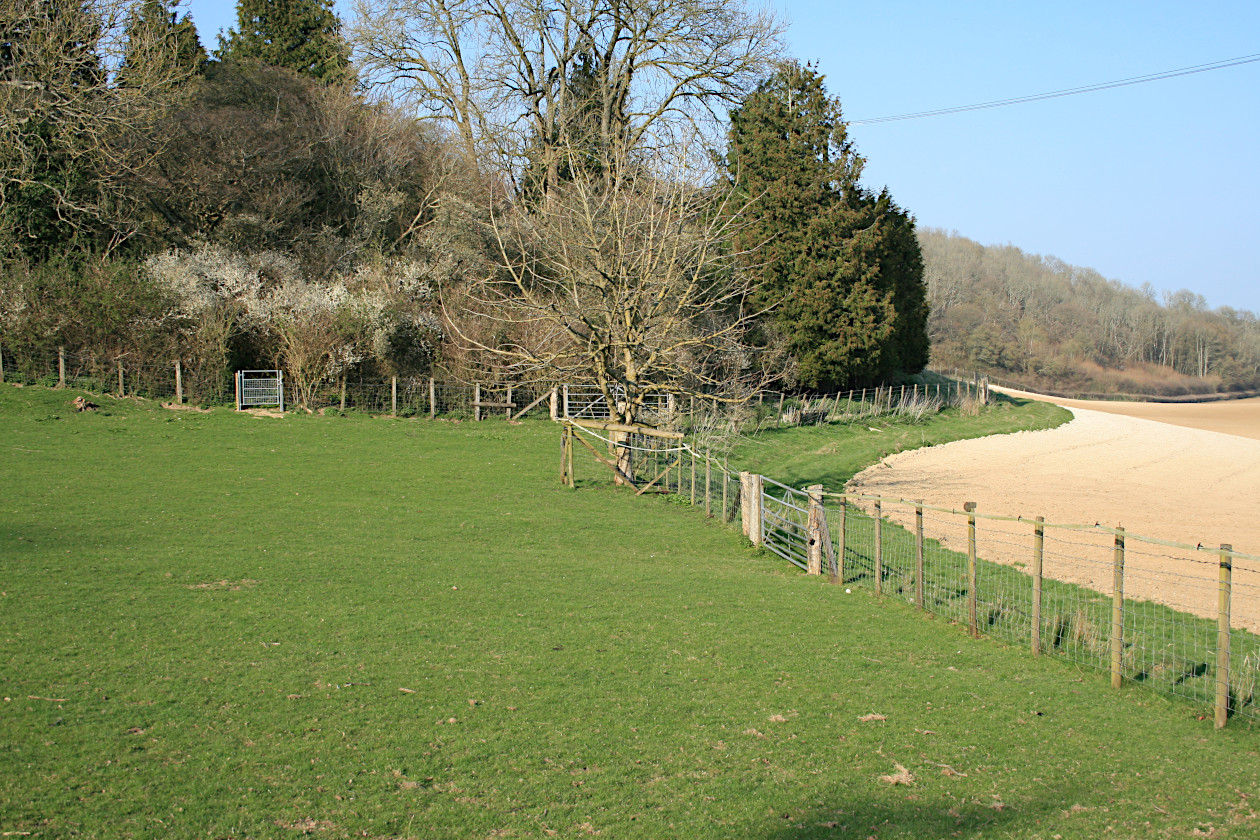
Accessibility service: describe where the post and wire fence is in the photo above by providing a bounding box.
[560,418,1260,730]
[0,343,989,429]
[754,484,1260,728]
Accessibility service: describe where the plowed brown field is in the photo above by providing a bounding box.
[848,390,1260,629]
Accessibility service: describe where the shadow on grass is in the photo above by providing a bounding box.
[762,788,1075,839]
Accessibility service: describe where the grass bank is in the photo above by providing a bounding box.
[730,394,1071,490]
[1,386,1256,839]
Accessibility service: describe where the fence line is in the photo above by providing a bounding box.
[746,481,1260,729]
[11,340,1250,727]
[1,344,991,428]
[559,420,1260,729]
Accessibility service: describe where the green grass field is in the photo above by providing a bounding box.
[3,385,1259,839]
[731,394,1071,490]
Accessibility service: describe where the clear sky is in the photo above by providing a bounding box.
[183,0,1260,312]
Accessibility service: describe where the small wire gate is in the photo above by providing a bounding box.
[235,370,284,412]
[561,385,671,423]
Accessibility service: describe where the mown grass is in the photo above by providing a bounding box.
[3,385,1259,839]
[730,394,1071,490]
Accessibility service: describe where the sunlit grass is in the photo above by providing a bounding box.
[1,385,1257,839]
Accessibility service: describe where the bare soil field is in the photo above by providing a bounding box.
[849,393,1260,631]
[999,386,1260,441]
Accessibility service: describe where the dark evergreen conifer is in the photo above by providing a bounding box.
[219,0,351,84]
[724,62,928,389]
[117,0,207,87]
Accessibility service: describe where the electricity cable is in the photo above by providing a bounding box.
[850,52,1260,125]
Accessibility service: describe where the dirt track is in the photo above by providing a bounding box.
[848,391,1260,630]
[1005,388,1260,441]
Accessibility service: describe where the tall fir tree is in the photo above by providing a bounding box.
[724,62,928,389]
[219,0,351,84]
[117,0,207,87]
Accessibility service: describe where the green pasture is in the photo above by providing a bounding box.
[731,394,1071,489]
[2,385,1258,839]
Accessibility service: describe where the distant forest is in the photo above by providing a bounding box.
[922,229,1260,397]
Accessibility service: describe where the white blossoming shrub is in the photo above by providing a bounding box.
[262,279,397,406]
[141,243,450,405]
[144,245,299,322]
[0,278,27,334]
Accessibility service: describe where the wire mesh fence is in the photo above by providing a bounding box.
[731,381,988,434]
[810,488,1260,728]
[2,342,990,440]
[0,344,570,420]
[560,422,1260,729]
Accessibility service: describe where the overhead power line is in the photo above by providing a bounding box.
[849,52,1260,126]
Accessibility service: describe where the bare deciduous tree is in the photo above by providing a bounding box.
[450,152,779,431]
[350,0,782,188]
[0,0,201,252]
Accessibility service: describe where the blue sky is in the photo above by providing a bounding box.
[184,0,1260,312]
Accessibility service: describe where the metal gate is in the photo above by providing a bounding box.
[561,385,670,422]
[236,370,284,412]
[760,477,811,570]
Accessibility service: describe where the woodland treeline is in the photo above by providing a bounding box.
[0,0,928,417]
[924,229,1260,396]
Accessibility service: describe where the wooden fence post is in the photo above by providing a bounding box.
[564,384,571,418]
[549,387,558,421]
[116,358,124,397]
[429,377,436,419]
[569,425,577,486]
[806,484,825,576]
[391,376,398,416]
[174,359,183,404]
[506,385,513,419]
[561,425,572,487]
[1111,528,1126,689]
[474,383,481,421]
[836,495,847,584]
[690,448,697,506]
[874,499,884,595]
[58,346,65,388]
[739,472,752,538]
[776,393,784,427]
[704,451,712,518]
[915,504,925,609]
[339,376,347,411]
[739,472,763,546]
[1217,544,1233,729]
[965,502,978,638]
[1032,516,1045,656]
[721,459,730,523]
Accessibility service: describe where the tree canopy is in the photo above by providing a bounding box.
[724,62,927,390]
[219,0,351,84]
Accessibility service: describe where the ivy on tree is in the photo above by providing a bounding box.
[724,62,928,390]
[219,0,351,84]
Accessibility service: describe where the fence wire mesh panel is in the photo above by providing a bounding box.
[801,489,1260,726]
[743,383,982,434]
